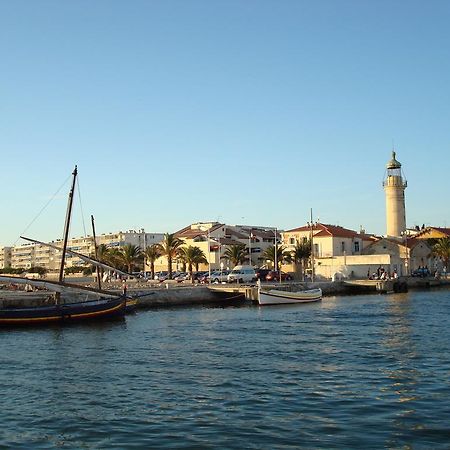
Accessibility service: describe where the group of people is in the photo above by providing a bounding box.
[367,266,398,280]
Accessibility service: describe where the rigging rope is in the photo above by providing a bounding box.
[15,173,73,246]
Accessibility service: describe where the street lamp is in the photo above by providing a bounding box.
[401,230,410,276]
[248,230,253,267]
[274,227,278,278]
[207,228,211,284]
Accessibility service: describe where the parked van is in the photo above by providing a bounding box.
[227,265,256,283]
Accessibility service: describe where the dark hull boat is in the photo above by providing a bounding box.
[0,166,129,327]
[0,297,126,326]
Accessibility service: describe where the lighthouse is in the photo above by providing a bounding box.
[383,151,407,239]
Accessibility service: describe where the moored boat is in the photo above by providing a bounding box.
[0,166,128,327]
[258,287,322,305]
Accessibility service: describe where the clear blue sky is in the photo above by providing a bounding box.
[1,0,449,247]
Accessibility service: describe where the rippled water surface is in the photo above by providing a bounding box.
[2,290,450,449]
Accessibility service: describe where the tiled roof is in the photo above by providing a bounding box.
[430,227,450,236]
[212,237,243,246]
[284,223,369,239]
[175,223,224,239]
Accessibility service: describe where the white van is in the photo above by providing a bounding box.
[227,265,256,283]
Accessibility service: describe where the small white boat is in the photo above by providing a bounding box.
[258,287,322,305]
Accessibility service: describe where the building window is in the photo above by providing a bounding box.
[341,242,345,253]
[289,237,295,245]
[314,243,319,256]
[354,241,360,252]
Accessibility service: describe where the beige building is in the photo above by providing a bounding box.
[154,222,279,272]
[0,247,12,269]
[282,223,376,258]
[281,223,379,279]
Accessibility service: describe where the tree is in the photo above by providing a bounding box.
[222,244,247,267]
[261,244,287,270]
[144,244,161,280]
[178,246,208,281]
[156,233,184,278]
[28,266,47,276]
[91,244,117,279]
[288,241,311,280]
[432,237,450,269]
[118,244,142,274]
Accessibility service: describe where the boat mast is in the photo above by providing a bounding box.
[58,166,78,284]
[310,208,315,282]
[91,214,102,290]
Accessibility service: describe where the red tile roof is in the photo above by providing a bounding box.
[284,223,372,239]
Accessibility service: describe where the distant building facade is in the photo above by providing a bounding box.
[154,222,279,272]
[282,223,375,258]
[5,230,163,272]
[0,247,12,269]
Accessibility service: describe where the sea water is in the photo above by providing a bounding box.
[1,290,450,449]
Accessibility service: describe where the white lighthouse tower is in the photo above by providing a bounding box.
[383,151,407,239]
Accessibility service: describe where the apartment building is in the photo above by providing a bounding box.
[7,230,163,272]
[0,247,12,269]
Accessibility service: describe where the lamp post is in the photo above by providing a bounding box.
[274,227,278,278]
[207,228,211,284]
[401,231,410,276]
[309,212,315,283]
[248,230,253,267]
[218,237,221,277]
[143,230,147,279]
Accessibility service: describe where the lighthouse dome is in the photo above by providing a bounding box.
[386,151,401,169]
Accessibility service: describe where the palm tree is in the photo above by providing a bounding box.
[261,244,287,270]
[91,244,118,279]
[222,244,247,267]
[156,233,184,278]
[288,240,311,281]
[108,247,125,271]
[96,244,112,264]
[432,237,450,270]
[144,244,161,280]
[118,244,142,274]
[178,246,208,281]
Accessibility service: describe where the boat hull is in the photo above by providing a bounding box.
[258,288,322,305]
[0,297,126,326]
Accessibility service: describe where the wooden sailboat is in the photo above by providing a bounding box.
[0,166,128,326]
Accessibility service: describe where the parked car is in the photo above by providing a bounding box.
[227,265,257,283]
[174,272,189,282]
[411,267,431,278]
[154,271,169,281]
[208,270,231,283]
[255,268,271,281]
[265,271,293,282]
[197,272,210,283]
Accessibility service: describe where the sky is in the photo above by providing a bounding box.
[1,0,449,247]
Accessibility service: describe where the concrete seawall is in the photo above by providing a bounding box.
[2,278,450,309]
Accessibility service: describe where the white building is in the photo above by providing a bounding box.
[7,230,163,272]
